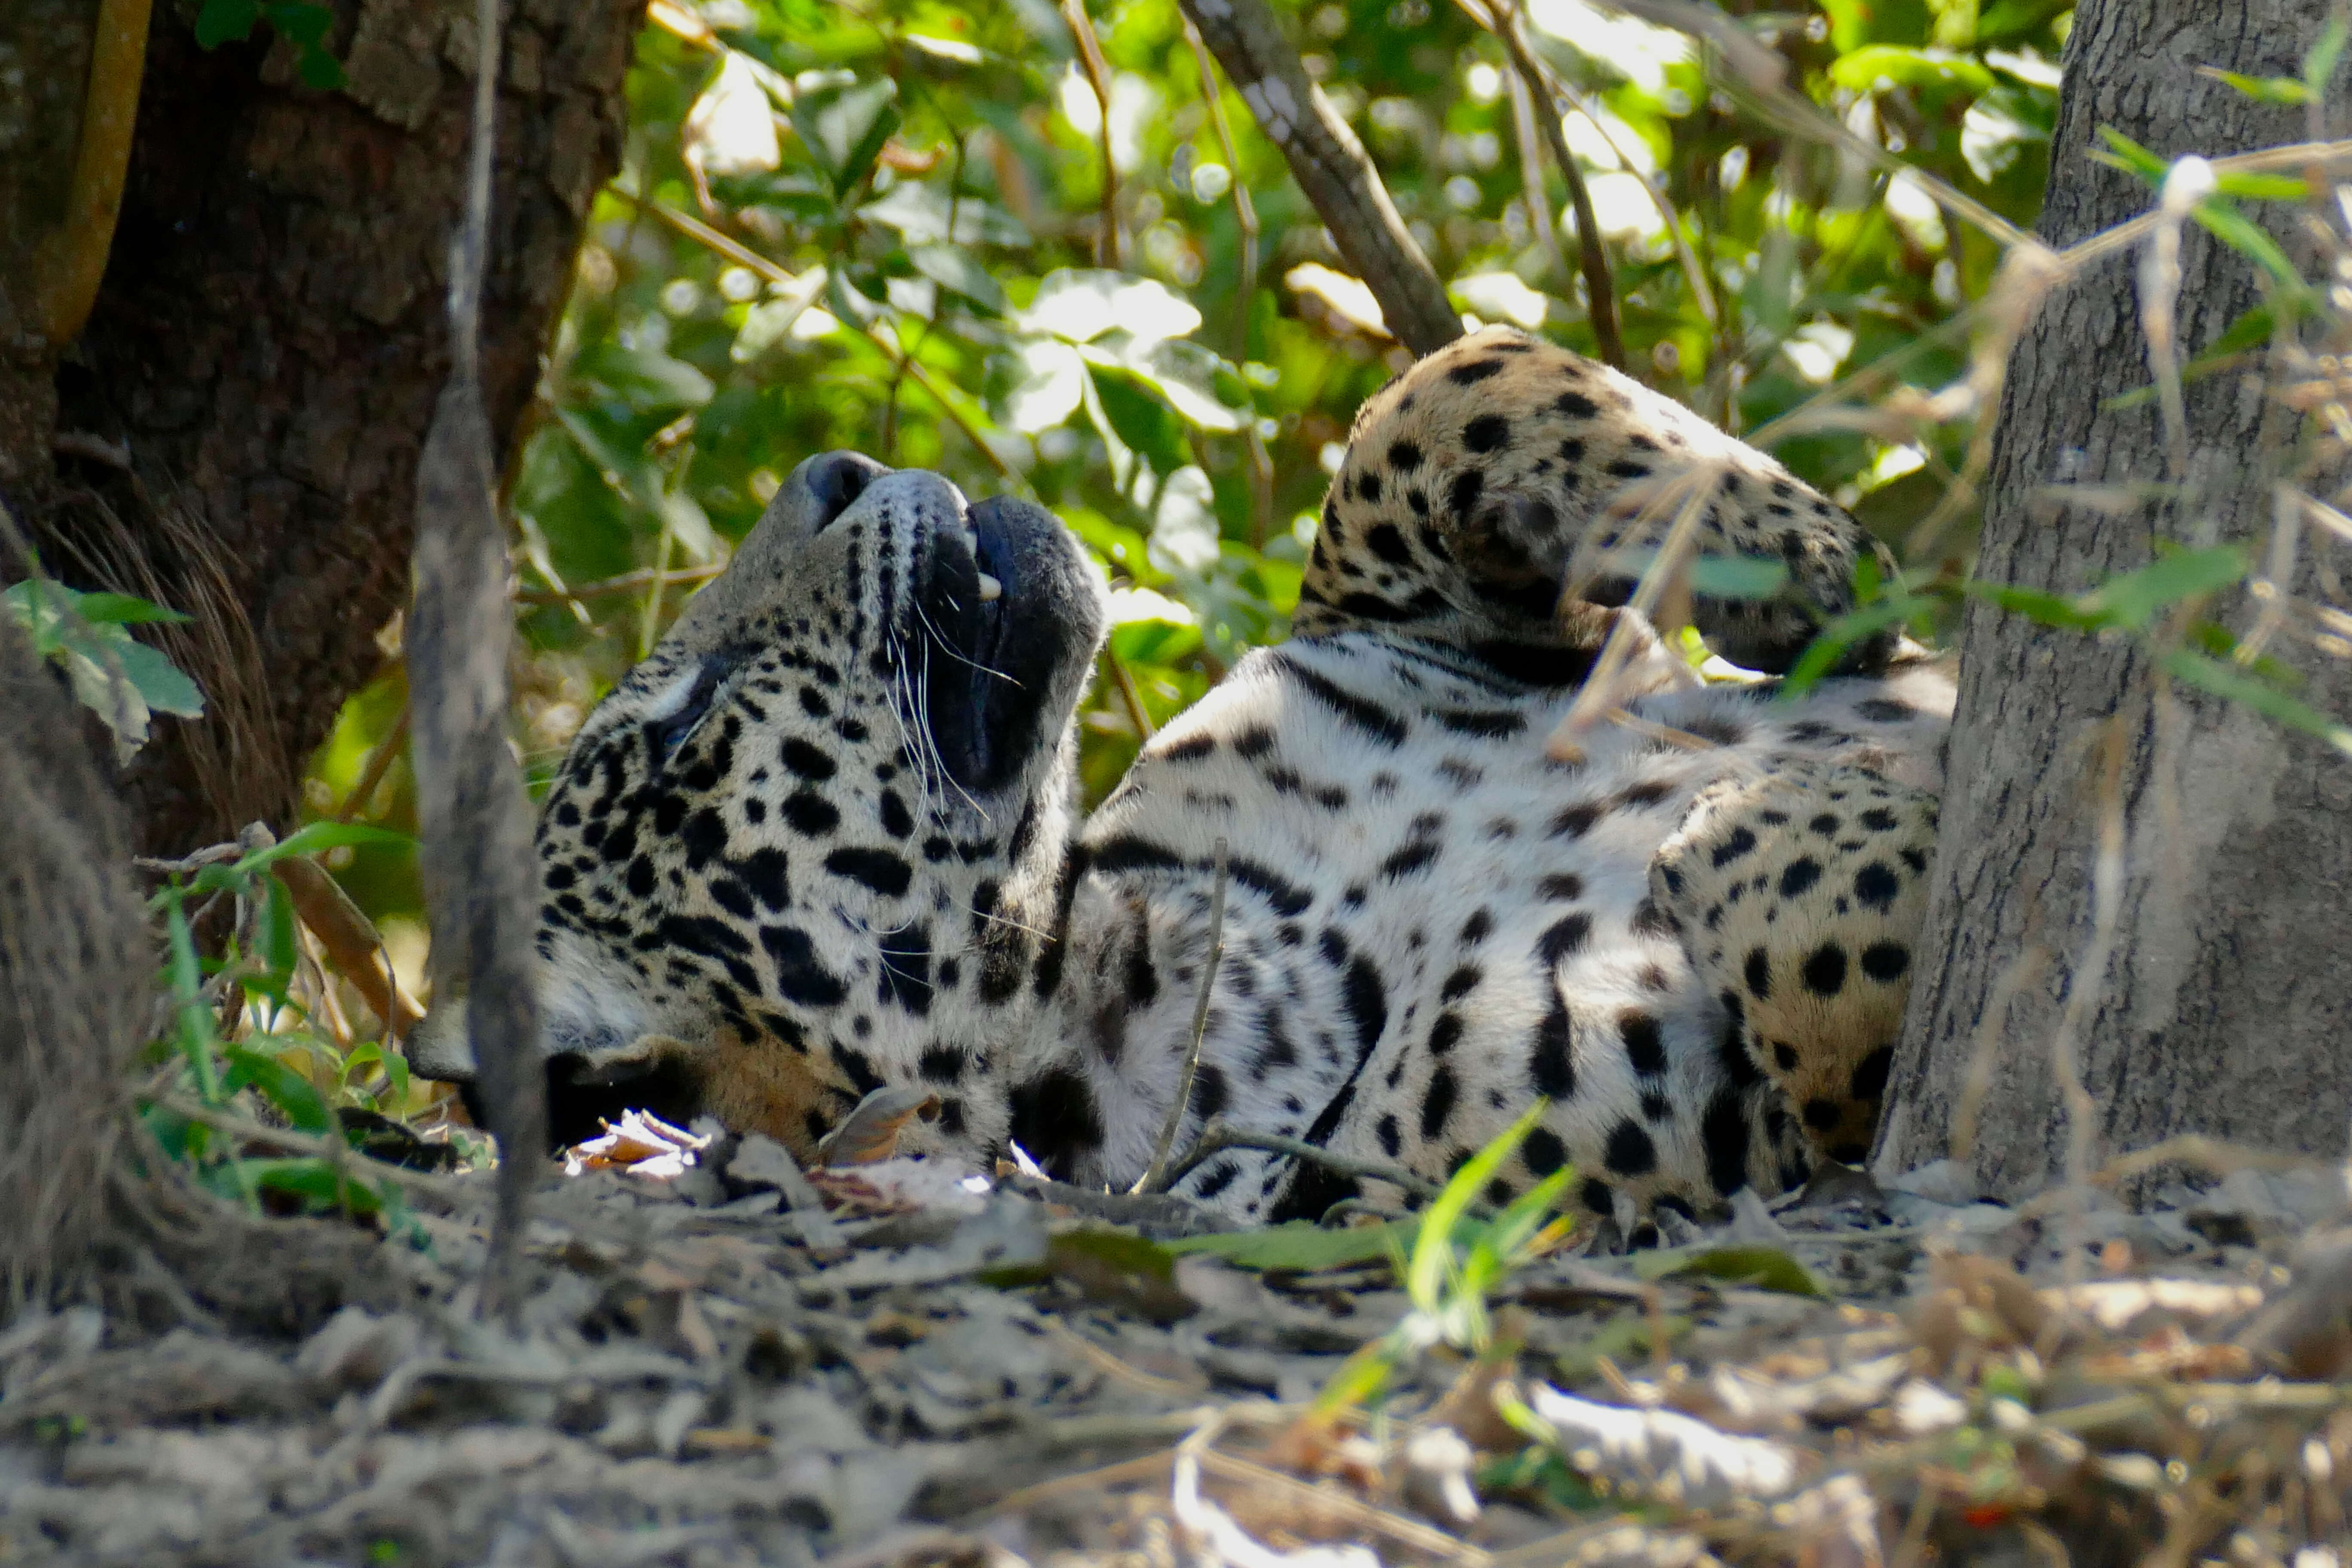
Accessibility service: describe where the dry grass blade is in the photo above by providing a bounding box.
[1137,837,1229,1194]
[1545,466,1721,761]
[404,0,545,1324]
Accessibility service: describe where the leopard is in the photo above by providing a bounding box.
[408,325,1954,1232]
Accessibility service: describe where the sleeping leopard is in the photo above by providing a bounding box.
[410,325,1953,1230]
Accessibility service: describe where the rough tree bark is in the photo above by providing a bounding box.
[10,0,638,856]
[1875,0,2352,1195]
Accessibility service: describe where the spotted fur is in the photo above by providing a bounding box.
[1301,325,1900,677]
[1651,759,1940,1166]
[410,329,1954,1228]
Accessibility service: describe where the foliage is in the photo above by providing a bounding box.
[3,579,204,764]
[138,822,462,1232]
[303,0,2069,937]
[1309,1102,1577,1416]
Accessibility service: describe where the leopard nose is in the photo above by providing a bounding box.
[802,450,889,531]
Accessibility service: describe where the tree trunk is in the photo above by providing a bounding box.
[1875,0,2352,1196]
[14,0,638,856]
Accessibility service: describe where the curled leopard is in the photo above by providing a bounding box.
[410,326,1952,1229]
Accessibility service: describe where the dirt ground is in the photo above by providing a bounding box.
[5,1126,2352,1568]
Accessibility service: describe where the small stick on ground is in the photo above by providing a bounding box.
[1160,1120,1479,1214]
[152,1093,474,1205]
[1135,837,1228,1194]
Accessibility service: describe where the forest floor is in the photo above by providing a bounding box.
[4,1127,2351,1568]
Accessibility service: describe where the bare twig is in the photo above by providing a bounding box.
[1104,651,1157,741]
[1136,838,1229,1194]
[405,0,545,1324]
[1482,0,1625,370]
[150,1093,473,1205]
[1060,0,1123,268]
[1177,0,1459,355]
[514,562,725,606]
[1161,1120,1471,1212]
[1185,17,1260,364]
[332,701,409,824]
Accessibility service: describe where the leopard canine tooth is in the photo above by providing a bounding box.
[976,572,1003,601]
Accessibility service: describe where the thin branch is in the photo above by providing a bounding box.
[1488,0,1624,369]
[333,701,410,824]
[514,562,724,607]
[1177,0,1460,355]
[151,1093,475,1206]
[1160,1120,1469,1213]
[1185,16,1260,364]
[1060,0,1124,268]
[620,191,1019,484]
[1104,649,1157,740]
[1136,838,1229,1194]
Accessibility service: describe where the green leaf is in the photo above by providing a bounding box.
[1167,1221,1414,1271]
[907,243,1005,313]
[260,1,333,47]
[1818,0,1933,50]
[233,1159,387,1216]
[223,1045,334,1135]
[1926,0,1975,47]
[71,591,191,626]
[1973,0,2069,43]
[570,343,715,413]
[1830,46,1994,95]
[2196,68,2311,106]
[2073,546,2246,630]
[2193,199,2301,290]
[1409,1100,1548,1314]
[1024,270,1202,343]
[259,876,300,989]
[2214,172,2311,202]
[1087,363,1192,476]
[791,77,901,197]
[195,0,260,46]
[1780,592,1938,698]
[297,46,346,90]
[1130,339,1250,433]
[2092,127,2168,184]
[110,637,206,718]
[1966,579,2101,630]
[1635,1243,1826,1297]
[2160,648,2352,755]
[2310,15,2351,101]
[231,821,412,875]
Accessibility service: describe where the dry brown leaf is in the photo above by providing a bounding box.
[818,1087,943,1166]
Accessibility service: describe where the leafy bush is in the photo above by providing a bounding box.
[303,0,2068,935]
